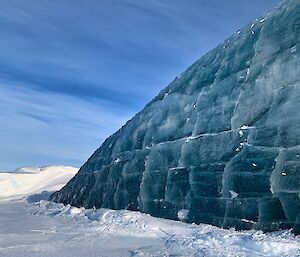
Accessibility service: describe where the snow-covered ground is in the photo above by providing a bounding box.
[0,166,299,257]
[0,166,78,200]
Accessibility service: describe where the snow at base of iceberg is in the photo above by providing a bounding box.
[27,198,300,257]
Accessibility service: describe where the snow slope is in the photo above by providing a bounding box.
[0,166,78,200]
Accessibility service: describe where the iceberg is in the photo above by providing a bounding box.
[52,0,300,234]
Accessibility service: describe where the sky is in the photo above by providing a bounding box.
[0,0,281,171]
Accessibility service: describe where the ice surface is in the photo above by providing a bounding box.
[52,0,300,234]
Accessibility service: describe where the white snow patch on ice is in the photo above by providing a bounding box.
[241,219,256,224]
[114,157,122,163]
[291,45,297,54]
[169,167,186,171]
[241,125,250,130]
[260,18,266,23]
[177,209,189,221]
[229,190,239,199]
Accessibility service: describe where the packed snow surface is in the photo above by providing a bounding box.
[0,199,299,257]
[0,166,78,200]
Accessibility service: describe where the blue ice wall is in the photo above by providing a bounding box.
[52,0,300,234]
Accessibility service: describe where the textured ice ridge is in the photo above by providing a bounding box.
[52,0,300,234]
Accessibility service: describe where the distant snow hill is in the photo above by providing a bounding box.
[0,166,78,200]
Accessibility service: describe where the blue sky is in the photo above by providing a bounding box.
[0,0,280,170]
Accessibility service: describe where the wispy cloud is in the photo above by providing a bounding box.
[0,0,280,104]
[0,83,130,170]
